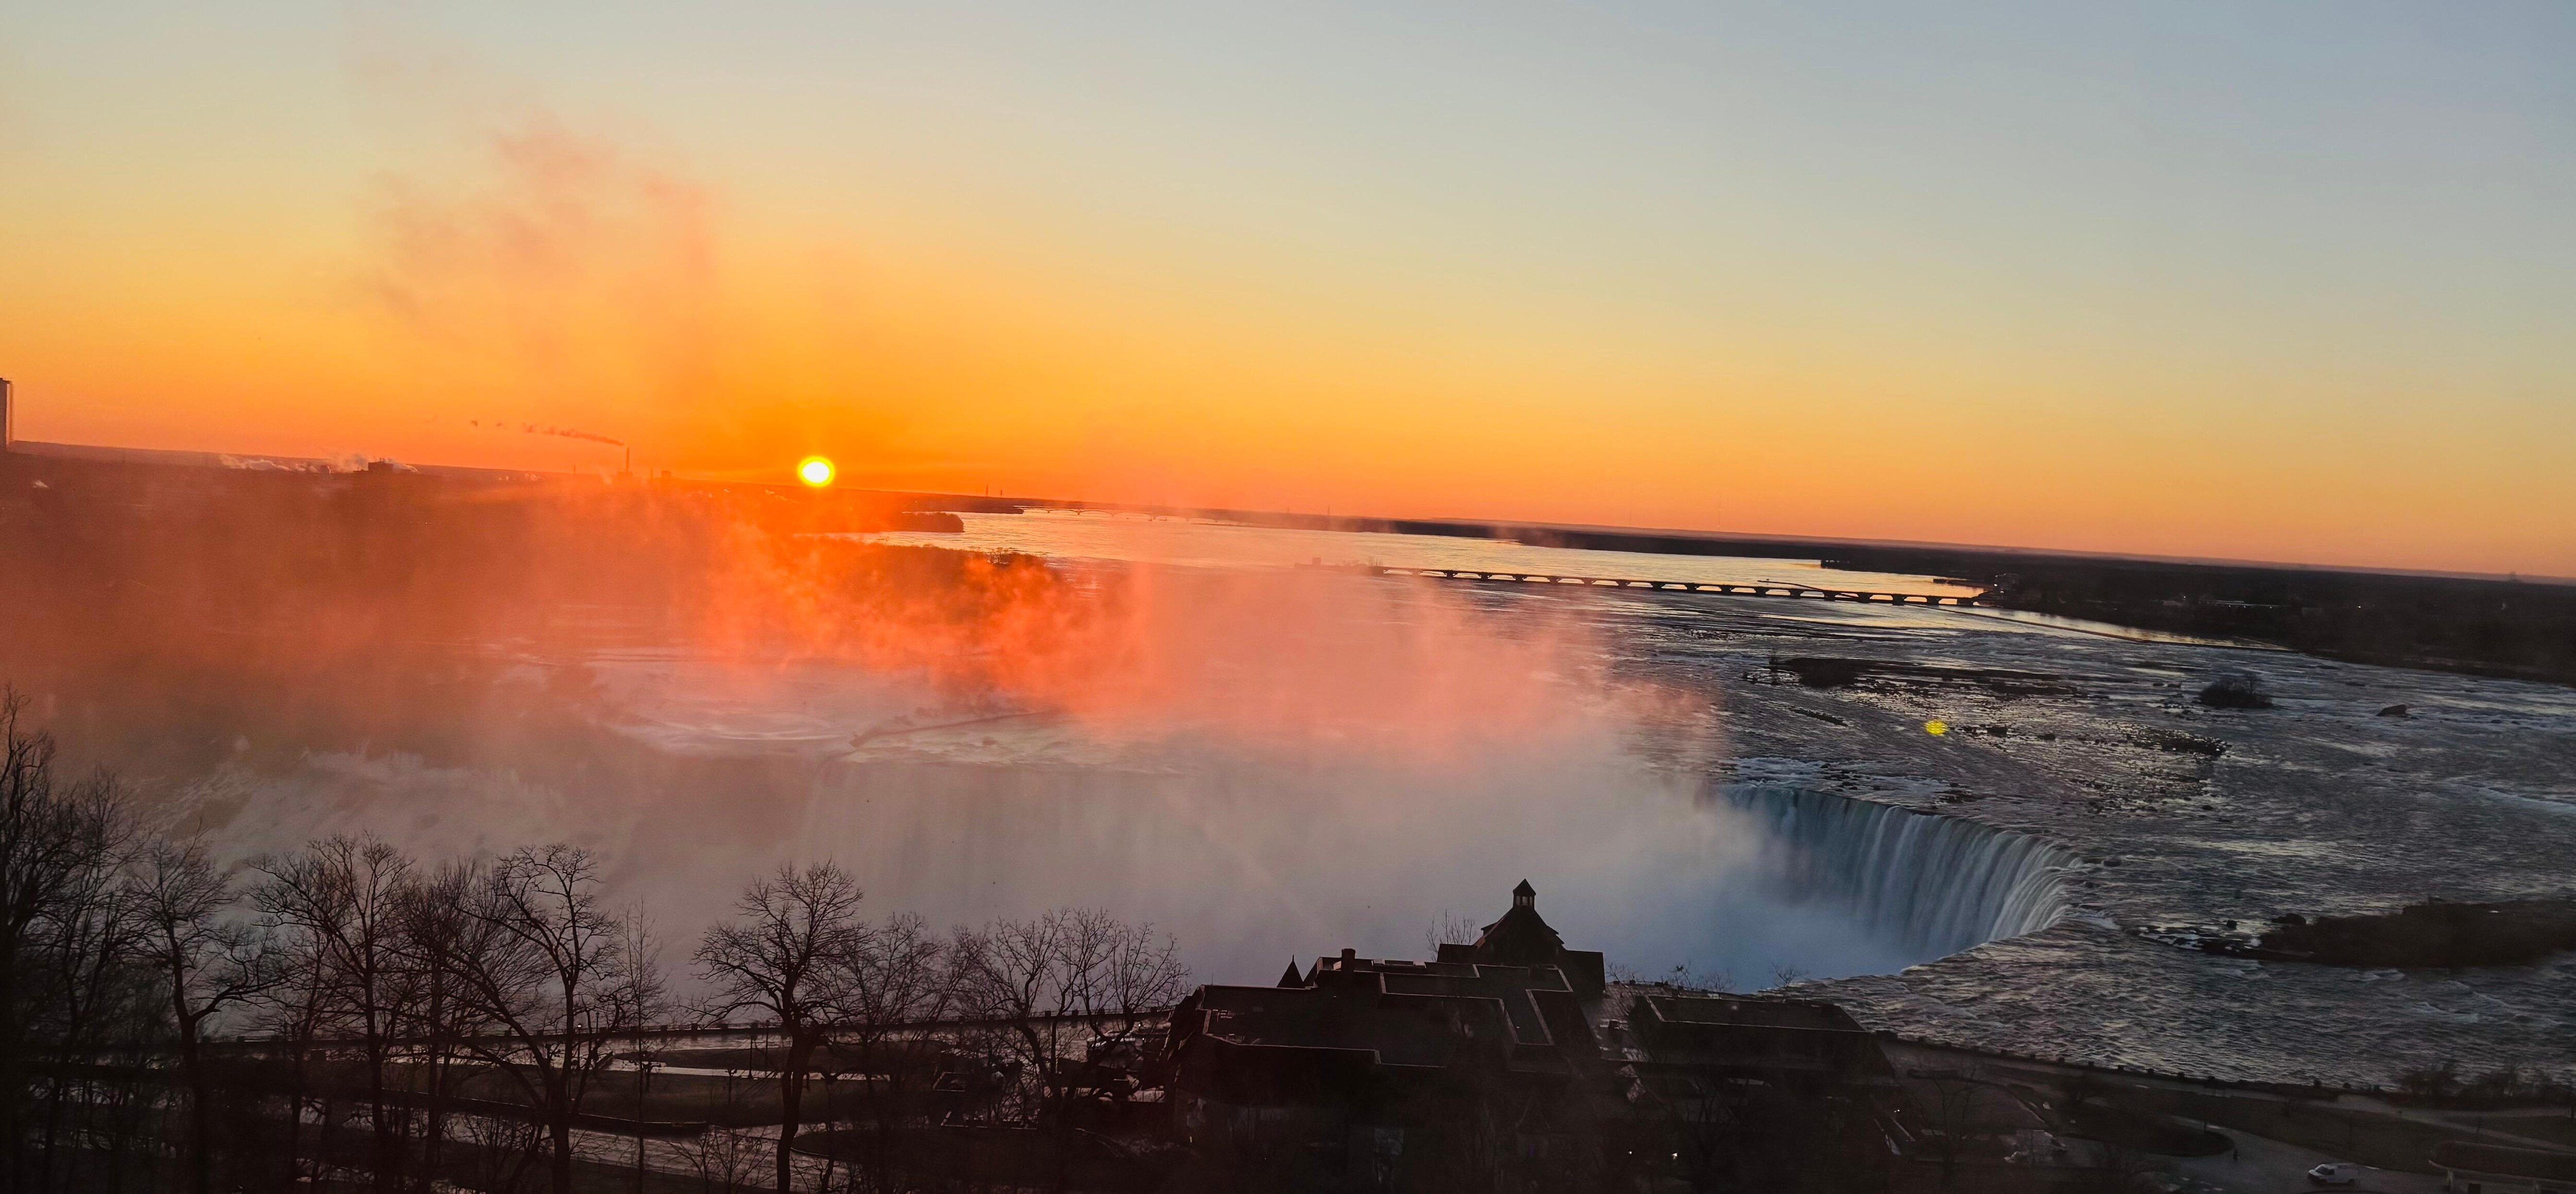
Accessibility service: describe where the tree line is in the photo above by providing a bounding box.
[0,692,1189,1194]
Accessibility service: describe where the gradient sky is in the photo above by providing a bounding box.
[5,2,2572,573]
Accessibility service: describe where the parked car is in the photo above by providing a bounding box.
[2307,1163,2359,1186]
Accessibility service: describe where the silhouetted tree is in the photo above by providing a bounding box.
[1,691,136,1194]
[1918,1064,1991,1189]
[452,844,654,1194]
[616,905,669,1194]
[395,857,504,1191]
[134,838,279,1194]
[254,834,419,1191]
[13,751,140,1194]
[696,861,867,1194]
[951,908,1187,1192]
[833,911,950,1194]
[253,894,339,1190]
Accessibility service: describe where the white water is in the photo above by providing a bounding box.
[174,649,2086,993]
[177,698,2078,991]
[1724,783,2076,958]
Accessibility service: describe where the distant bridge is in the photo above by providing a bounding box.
[1359,566,1981,606]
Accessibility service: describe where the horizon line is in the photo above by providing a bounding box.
[9,436,2570,590]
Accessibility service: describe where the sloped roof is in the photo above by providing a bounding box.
[1473,902,1568,968]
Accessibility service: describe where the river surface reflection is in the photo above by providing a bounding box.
[865,511,1983,598]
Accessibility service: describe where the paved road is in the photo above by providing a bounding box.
[2164,1125,2445,1194]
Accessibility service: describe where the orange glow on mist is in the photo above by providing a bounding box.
[687,521,1707,768]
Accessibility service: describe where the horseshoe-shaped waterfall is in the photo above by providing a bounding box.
[1722,783,2077,957]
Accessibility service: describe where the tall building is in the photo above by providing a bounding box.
[2,377,14,450]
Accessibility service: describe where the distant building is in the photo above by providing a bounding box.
[1158,882,1909,1190]
[1162,883,1617,1187]
[1165,947,1604,1166]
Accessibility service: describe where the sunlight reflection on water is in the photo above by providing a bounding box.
[862,511,1983,598]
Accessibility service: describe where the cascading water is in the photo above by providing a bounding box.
[1723,783,2076,957]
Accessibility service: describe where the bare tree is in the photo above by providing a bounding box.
[1645,1069,1741,1192]
[834,912,950,1194]
[669,1068,767,1194]
[1093,912,1189,1050]
[2087,1139,2160,1194]
[451,845,651,1194]
[395,856,507,1191]
[1423,911,1480,957]
[1,692,132,1194]
[695,861,867,1194]
[1918,1063,1991,1188]
[1651,962,1733,993]
[20,765,138,1194]
[949,912,1073,1124]
[951,908,1187,1192]
[456,1109,548,1194]
[134,838,279,1194]
[617,905,668,1194]
[253,835,419,1191]
[253,900,329,1190]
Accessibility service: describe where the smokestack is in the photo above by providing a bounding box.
[1,377,12,451]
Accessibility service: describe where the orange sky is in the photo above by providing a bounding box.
[4,3,2571,575]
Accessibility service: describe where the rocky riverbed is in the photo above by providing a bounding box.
[1578,587,2576,1088]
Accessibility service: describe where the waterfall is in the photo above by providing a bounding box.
[1723,783,2076,957]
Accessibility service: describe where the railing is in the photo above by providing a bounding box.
[206,1007,1182,1054]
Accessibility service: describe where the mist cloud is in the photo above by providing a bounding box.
[350,108,719,433]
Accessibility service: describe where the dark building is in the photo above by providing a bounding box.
[1158,882,1916,1191]
[1162,884,1616,1188]
[1608,992,1907,1192]
[1155,883,1921,1191]
[1165,948,1607,1182]
[1433,880,1607,998]
[1623,992,1898,1091]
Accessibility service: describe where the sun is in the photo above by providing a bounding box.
[796,456,836,487]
